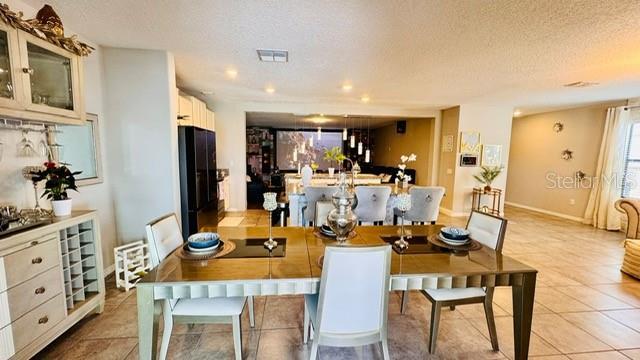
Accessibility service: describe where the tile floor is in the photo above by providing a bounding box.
[36,206,640,359]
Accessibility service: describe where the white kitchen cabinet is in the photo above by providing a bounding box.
[206,109,215,131]
[175,90,215,131]
[177,94,193,126]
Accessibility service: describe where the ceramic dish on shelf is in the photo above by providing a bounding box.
[187,232,220,249]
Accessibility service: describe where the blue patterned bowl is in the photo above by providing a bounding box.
[440,227,470,240]
[187,232,220,249]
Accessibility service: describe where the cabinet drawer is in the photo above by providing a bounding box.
[1,266,62,328]
[10,294,65,353]
[1,237,59,291]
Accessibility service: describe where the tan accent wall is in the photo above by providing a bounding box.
[438,107,459,210]
[372,118,434,185]
[506,102,624,219]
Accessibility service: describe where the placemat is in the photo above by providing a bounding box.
[176,239,236,260]
[379,235,442,254]
[428,235,483,252]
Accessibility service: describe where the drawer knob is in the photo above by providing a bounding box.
[38,316,48,324]
[32,257,43,264]
[35,286,45,294]
[31,240,39,246]
[22,67,34,75]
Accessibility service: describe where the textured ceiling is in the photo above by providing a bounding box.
[22,0,640,113]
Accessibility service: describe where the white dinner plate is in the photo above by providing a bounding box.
[188,242,220,253]
[437,233,470,246]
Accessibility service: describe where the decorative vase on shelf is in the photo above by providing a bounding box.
[51,199,72,217]
[328,167,335,178]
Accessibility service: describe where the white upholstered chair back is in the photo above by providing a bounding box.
[404,186,445,223]
[354,186,392,223]
[301,165,313,187]
[315,201,334,226]
[303,186,337,226]
[466,210,508,251]
[146,214,184,267]
[316,245,391,335]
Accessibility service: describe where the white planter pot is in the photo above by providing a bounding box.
[51,199,72,217]
[328,167,335,177]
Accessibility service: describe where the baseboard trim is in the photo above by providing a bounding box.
[504,201,584,222]
[439,207,467,217]
[103,263,115,276]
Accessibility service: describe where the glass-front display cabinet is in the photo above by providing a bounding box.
[0,23,85,124]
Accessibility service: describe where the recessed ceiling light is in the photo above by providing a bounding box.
[265,86,275,94]
[361,95,370,103]
[564,81,599,88]
[257,49,288,63]
[341,83,353,92]
[225,68,238,79]
[513,110,522,117]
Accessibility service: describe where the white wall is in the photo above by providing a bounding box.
[449,103,514,215]
[102,48,180,243]
[211,99,441,210]
[0,0,117,271]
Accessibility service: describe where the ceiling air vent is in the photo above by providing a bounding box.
[257,49,288,63]
[564,81,599,88]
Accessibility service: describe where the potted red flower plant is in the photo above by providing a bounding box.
[30,161,81,217]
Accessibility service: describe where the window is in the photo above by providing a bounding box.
[622,123,640,197]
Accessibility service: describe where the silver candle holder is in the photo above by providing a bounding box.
[263,192,278,250]
[395,192,412,250]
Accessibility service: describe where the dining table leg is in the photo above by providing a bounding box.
[512,272,537,360]
[137,285,161,359]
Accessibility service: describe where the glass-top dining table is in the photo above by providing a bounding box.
[137,225,537,359]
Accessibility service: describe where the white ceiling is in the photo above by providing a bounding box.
[245,112,422,129]
[22,0,640,114]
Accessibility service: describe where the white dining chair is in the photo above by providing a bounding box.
[303,245,392,360]
[315,200,334,227]
[145,214,255,360]
[303,186,337,226]
[393,186,445,225]
[420,210,507,354]
[354,186,392,225]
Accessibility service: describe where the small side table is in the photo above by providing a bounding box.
[471,187,502,216]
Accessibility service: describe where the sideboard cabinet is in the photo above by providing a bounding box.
[0,21,85,125]
[0,211,104,360]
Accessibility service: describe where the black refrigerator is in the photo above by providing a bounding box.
[178,126,218,240]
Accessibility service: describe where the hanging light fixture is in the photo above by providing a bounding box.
[357,117,363,155]
[365,118,371,163]
[293,146,298,162]
[342,115,348,140]
[317,126,322,140]
[350,133,355,148]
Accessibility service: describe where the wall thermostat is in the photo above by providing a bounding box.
[460,154,479,167]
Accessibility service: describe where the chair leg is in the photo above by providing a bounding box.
[303,302,310,344]
[248,296,255,328]
[484,288,500,351]
[401,291,409,314]
[232,315,243,360]
[310,337,320,360]
[381,339,391,360]
[393,215,398,225]
[429,302,442,354]
[159,301,173,360]
[450,305,456,311]
[431,221,436,225]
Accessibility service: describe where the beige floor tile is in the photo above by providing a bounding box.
[491,287,553,316]
[603,309,640,332]
[455,302,510,319]
[261,295,304,329]
[566,351,629,360]
[467,316,560,359]
[554,286,634,311]
[561,311,640,349]
[190,330,259,360]
[530,355,570,359]
[531,314,611,353]
[256,328,311,360]
[428,318,506,359]
[533,287,593,313]
[622,348,640,359]
[39,337,137,360]
[591,283,640,307]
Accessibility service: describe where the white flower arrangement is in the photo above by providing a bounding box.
[397,153,417,183]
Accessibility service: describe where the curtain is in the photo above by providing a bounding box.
[583,107,632,230]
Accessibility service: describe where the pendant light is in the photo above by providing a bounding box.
[365,118,371,163]
[317,126,322,140]
[357,117,363,155]
[309,134,314,147]
[342,115,348,140]
[350,118,355,148]
[293,116,298,162]
[293,146,298,162]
